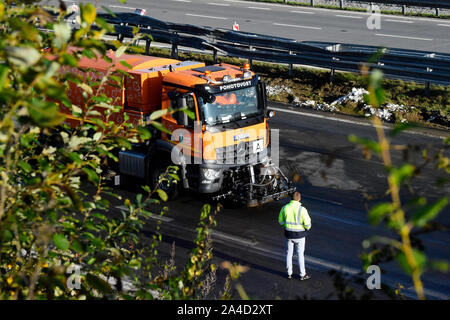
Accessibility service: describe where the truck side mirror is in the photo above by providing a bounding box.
[259,80,267,111]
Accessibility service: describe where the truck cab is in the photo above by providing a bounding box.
[156,63,293,206]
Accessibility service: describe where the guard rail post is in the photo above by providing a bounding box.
[288,50,294,76]
[171,43,178,59]
[145,39,151,55]
[340,0,344,9]
[330,69,335,82]
[402,5,406,15]
[436,7,440,16]
[311,0,315,6]
[213,49,218,63]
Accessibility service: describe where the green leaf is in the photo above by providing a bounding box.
[67,152,83,165]
[81,3,97,24]
[17,161,32,173]
[83,167,100,184]
[136,126,151,140]
[53,22,72,49]
[396,249,427,275]
[200,204,211,220]
[150,121,171,135]
[411,197,449,228]
[367,69,385,107]
[369,203,394,225]
[389,122,415,137]
[429,260,449,273]
[28,100,66,128]
[61,52,78,67]
[150,109,168,121]
[71,239,85,254]
[53,233,70,251]
[78,83,93,95]
[0,65,9,91]
[168,173,180,181]
[389,164,416,186]
[100,6,116,17]
[348,134,381,154]
[156,189,168,202]
[5,46,40,68]
[120,60,132,69]
[86,274,112,294]
[116,46,127,58]
[180,108,195,120]
[129,259,141,268]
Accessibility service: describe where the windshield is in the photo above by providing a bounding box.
[199,86,262,126]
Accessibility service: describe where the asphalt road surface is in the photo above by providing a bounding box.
[63,0,450,53]
[110,102,449,300]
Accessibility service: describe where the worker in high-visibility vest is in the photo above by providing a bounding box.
[279,191,311,280]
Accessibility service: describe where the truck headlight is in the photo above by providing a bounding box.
[202,168,221,180]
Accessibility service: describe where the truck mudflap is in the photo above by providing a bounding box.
[212,161,296,207]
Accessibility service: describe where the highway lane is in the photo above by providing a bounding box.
[61,0,450,53]
[109,102,450,299]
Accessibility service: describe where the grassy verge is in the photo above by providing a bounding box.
[140,45,449,129]
[242,0,450,19]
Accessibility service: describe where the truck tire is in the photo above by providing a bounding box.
[149,159,180,201]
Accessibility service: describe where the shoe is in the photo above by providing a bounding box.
[300,274,311,281]
[287,274,292,279]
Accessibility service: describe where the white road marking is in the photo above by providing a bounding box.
[270,107,447,140]
[312,211,368,228]
[109,5,136,10]
[336,14,363,19]
[185,13,229,20]
[384,19,414,24]
[303,194,343,206]
[248,6,272,11]
[273,23,322,30]
[375,33,433,41]
[115,205,174,222]
[173,0,191,2]
[208,2,230,6]
[438,23,450,27]
[211,230,258,246]
[292,10,316,15]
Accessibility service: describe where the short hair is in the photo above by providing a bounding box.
[293,192,301,201]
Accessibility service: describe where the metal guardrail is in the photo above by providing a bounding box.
[338,0,450,9]
[284,0,450,11]
[95,12,450,86]
[371,0,450,9]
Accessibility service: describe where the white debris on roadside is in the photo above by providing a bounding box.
[330,87,369,106]
[361,103,415,122]
[266,84,293,96]
[268,85,421,123]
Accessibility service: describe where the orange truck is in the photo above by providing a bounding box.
[61,49,295,206]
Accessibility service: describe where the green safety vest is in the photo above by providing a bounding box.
[279,200,311,232]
